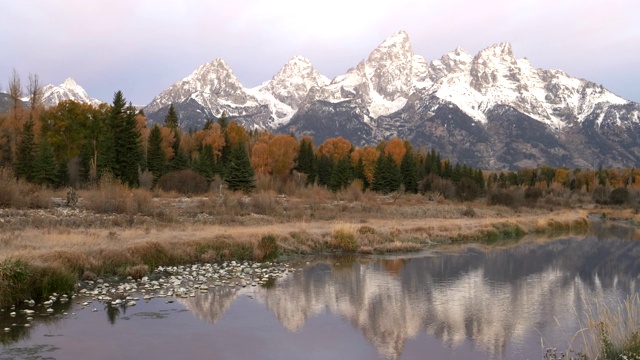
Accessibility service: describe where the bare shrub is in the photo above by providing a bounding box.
[255,234,279,261]
[610,187,630,205]
[337,180,364,202]
[524,186,543,202]
[0,168,53,209]
[122,264,149,280]
[250,193,280,215]
[431,177,456,199]
[83,174,154,215]
[461,206,476,218]
[157,169,209,195]
[138,170,154,190]
[593,185,610,205]
[455,178,481,202]
[488,188,519,208]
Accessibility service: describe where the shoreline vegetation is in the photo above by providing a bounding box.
[2,169,630,308]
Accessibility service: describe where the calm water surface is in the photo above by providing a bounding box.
[2,228,640,359]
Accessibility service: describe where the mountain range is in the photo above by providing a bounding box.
[17,31,640,170]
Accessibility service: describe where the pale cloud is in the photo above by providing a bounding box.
[0,0,637,104]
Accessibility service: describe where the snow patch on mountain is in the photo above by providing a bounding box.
[41,78,102,107]
[425,42,629,130]
[143,29,635,137]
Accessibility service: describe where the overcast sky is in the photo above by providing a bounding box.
[1,0,638,105]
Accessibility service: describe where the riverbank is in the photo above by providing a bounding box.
[0,189,635,308]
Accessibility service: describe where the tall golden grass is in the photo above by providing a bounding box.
[557,295,640,359]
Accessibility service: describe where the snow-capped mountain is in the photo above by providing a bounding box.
[308,30,430,119]
[144,56,328,130]
[144,31,640,169]
[41,78,102,107]
[246,56,330,127]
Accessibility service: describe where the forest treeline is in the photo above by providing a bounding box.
[1,76,639,205]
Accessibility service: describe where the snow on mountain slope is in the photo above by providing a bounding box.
[41,78,102,107]
[247,56,330,127]
[429,42,629,129]
[143,29,635,137]
[145,58,261,119]
[313,30,433,119]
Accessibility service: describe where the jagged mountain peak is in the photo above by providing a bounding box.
[244,55,330,127]
[378,30,410,48]
[368,29,414,64]
[61,77,79,87]
[41,78,101,107]
[480,42,514,57]
[430,47,474,79]
[142,30,640,170]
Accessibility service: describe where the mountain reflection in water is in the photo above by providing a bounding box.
[180,235,640,360]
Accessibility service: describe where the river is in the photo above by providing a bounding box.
[2,222,640,359]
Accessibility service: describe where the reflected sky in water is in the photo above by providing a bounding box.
[2,233,640,360]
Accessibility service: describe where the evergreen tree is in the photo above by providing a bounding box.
[353,157,370,190]
[193,144,215,182]
[168,130,189,172]
[295,138,317,185]
[400,151,419,193]
[146,125,166,183]
[164,104,179,130]
[224,143,255,192]
[329,156,353,192]
[111,99,143,187]
[372,154,402,194]
[79,142,92,183]
[217,112,229,131]
[296,138,314,173]
[14,120,36,182]
[316,154,334,187]
[474,169,486,190]
[55,160,69,188]
[0,129,13,167]
[96,125,115,178]
[33,137,57,186]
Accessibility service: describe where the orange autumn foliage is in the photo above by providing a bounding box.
[351,146,379,183]
[384,137,406,165]
[251,142,270,175]
[317,137,352,160]
[226,121,249,147]
[268,134,299,177]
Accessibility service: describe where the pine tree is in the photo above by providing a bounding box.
[55,160,69,188]
[295,138,316,185]
[353,157,370,190]
[33,137,57,186]
[329,156,353,192]
[224,143,255,192]
[111,98,143,187]
[165,104,179,130]
[14,120,36,182]
[79,142,92,183]
[400,151,419,193]
[372,154,402,194]
[146,125,166,183]
[217,112,229,131]
[0,129,13,167]
[193,143,215,182]
[316,154,334,187]
[168,130,189,172]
